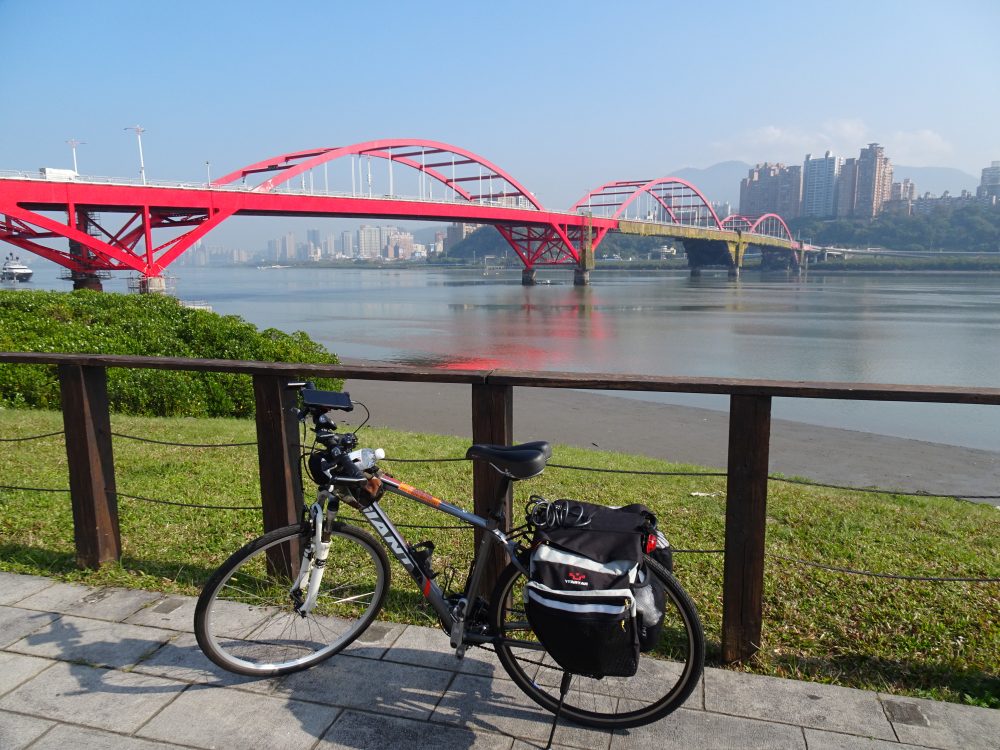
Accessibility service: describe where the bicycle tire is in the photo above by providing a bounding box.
[195,521,390,676]
[489,554,704,729]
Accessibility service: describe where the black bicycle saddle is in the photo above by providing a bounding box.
[465,440,552,479]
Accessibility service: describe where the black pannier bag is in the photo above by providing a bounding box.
[524,499,661,678]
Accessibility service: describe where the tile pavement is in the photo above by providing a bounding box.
[0,571,996,750]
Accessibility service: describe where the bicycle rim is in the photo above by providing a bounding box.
[195,523,389,676]
[490,556,704,729]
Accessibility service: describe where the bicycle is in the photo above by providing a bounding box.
[195,383,705,731]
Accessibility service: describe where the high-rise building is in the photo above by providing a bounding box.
[341,230,355,257]
[378,226,399,258]
[357,225,380,258]
[890,179,916,201]
[836,158,859,218]
[281,232,296,262]
[802,152,841,218]
[739,164,801,218]
[387,231,415,259]
[977,161,1000,200]
[306,229,321,247]
[777,165,802,219]
[855,143,893,218]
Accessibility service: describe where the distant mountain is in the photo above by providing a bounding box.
[411,225,443,244]
[667,161,749,207]
[892,166,978,198]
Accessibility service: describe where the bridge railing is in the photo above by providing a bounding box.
[0,170,542,209]
[2,351,997,664]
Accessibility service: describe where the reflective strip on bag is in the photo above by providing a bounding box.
[526,581,637,616]
[530,544,639,582]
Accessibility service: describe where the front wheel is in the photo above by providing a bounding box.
[195,522,390,676]
[489,555,704,729]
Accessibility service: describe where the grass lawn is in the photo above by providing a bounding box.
[0,407,997,707]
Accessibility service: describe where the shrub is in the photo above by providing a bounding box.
[0,290,340,417]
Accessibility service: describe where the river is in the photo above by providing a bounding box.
[13,262,1000,452]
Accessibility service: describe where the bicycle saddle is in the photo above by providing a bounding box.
[465,441,552,479]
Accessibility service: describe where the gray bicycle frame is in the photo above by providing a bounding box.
[341,475,527,647]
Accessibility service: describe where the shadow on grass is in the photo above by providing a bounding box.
[0,542,221,595]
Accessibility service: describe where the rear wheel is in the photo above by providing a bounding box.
[195,522,390,676]
[489,555,704,729]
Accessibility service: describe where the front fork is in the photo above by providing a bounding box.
[290,489,337,615]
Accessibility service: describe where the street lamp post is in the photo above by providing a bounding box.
[124,125,147,184]
[205,160,211,187]
[66,138,86,173]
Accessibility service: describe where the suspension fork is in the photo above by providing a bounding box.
[290,490,336,615]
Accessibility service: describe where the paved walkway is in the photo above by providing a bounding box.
[0,571,996,750]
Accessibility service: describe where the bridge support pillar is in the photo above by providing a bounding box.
[575,215,594,286]
[683,239,741,276]
[71,273,103,292]
[521,268,536,286]
[139,276,167,294]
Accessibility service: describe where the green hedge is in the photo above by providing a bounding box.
[0,290,340,417]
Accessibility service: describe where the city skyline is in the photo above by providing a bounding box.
[1,1,996,249]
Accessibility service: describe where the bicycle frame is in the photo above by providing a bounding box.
[310,474,528,652]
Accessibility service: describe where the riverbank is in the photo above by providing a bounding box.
[342,377,1000,505]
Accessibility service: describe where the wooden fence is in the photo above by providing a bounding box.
[3,351,999,664]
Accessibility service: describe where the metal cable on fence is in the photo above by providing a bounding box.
[0,484,70,494]
[111,491,260,511]
[111,432,258,448]
[548,462,727,478]
[0,430,64,443]
[381,454,728,477]
[3,431,995,500]
[381,456,468,463]
[769,476,1000,500]
[765,553,1000,583]
[384,453,994,501]
[672,548,724,554]
[3,484,995,582]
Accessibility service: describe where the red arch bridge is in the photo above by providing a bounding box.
[0,138,804,289]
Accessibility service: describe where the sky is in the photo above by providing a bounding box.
[1,0,997,248]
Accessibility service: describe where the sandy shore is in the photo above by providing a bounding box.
[342,378,1000,506]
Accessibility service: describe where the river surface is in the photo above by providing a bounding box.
[13,262,1000,451]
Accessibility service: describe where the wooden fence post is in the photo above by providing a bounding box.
[253,374,304,577]
[722,394,772,663]
[471,383,513,586]
[58,364,120,569]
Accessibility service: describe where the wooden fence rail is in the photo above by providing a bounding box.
[3,351,999,664]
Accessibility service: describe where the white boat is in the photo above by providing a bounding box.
[1,254,33,282]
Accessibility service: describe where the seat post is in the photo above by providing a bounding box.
[491,474,513,521]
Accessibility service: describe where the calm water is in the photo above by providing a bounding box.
[14,262,1000,450]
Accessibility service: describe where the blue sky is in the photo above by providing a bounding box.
[1,0,997,246]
